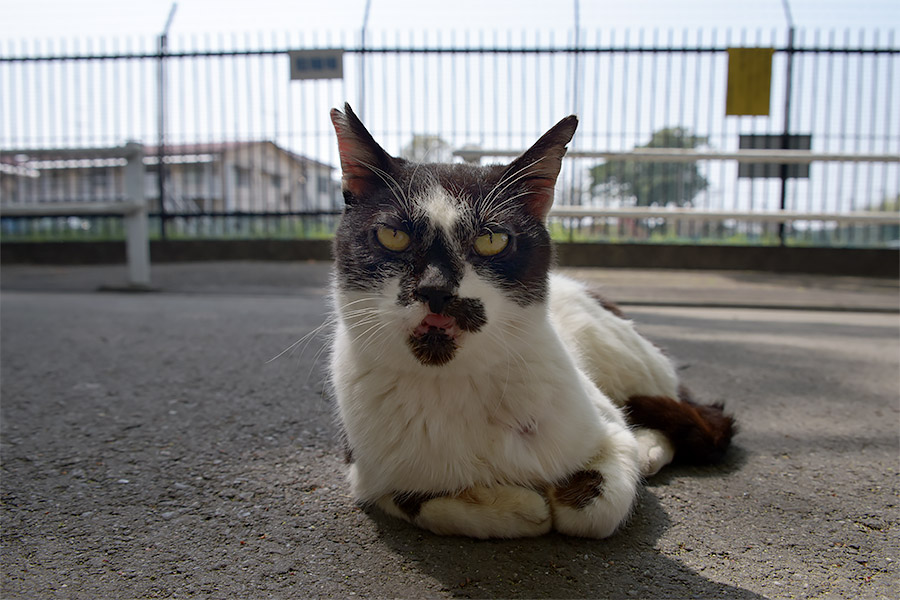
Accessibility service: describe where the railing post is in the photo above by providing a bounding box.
[124,142,151,288]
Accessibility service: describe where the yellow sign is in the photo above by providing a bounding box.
[726,48,775,116]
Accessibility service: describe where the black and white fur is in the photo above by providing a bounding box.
[328,104,733,538]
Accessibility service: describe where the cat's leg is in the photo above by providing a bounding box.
[375,484,552,539]
[546,424,642,538]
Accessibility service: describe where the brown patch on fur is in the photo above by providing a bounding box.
[393,491,442,519]
[585,287,627,319]
[625,389,735,464]
[552,470,605,509]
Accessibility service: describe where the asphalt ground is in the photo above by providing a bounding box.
[1,262,898,599]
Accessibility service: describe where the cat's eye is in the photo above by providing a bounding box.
[376,226,411,252]
[474,231,510,257]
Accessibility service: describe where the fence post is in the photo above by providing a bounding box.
[778,1,796,246]
[123,142,151,288]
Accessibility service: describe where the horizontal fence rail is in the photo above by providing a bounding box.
[549,206,900,224]
[1,28,898,248]
[456,148,900,163]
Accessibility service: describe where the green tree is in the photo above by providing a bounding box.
[589,128,709,207]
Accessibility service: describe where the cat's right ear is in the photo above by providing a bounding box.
[330,103,396,203]
[501,115,578,220]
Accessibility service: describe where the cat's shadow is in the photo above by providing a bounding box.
[648,442,750,486]
[369,448,761,599]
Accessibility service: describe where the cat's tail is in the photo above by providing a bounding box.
[624,385,736,465]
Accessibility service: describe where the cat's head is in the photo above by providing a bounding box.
[330,103,576,369]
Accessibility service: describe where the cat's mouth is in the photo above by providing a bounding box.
[412,313,462,340]
[406,300,486,366]
[407,313,462,366]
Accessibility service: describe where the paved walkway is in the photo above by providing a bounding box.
[1,262,898,599]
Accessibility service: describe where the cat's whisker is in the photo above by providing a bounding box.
[481,160,534,209]
[406,152,437,212]
[479,158,544,215]
[266,315,337,364]
[346,316,385,337]
[305,336,339,385]
[482,189,542,222]
[496,316,532,337]
[492,326,515,411]
[358,159,414,216]
[496,324,531,370]
[266,337,307,364]
[356,321,394,358]
[478,317,530,417]
[350,318,392,349]
[339,310,383,323]
[338,295,381,309]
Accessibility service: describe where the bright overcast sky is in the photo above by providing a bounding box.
[2,0,898,42]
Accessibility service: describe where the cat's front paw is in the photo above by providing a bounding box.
[633,427,675,477]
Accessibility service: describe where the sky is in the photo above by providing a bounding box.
[2,0,898,45]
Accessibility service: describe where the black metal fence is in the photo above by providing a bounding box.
[1,29,898,246]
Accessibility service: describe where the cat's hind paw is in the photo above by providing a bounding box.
[633,427,675,477]
[378,485,552,539]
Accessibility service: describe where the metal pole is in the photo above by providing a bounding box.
[567,0,581,217]
[778,0,795,246]
[572,0,581,116]
[359,0,372,120]
[156,3,177,240]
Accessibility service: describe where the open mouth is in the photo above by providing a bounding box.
[412,313,461,340]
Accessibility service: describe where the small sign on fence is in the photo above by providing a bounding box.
[289,49,344,81]
[726,48,775,116]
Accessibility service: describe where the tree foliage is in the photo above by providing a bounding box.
[589,127,709,207]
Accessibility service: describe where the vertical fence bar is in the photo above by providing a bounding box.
[778,25,795,245]
[156,31,168,239]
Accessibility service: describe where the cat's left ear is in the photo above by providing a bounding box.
[503,115,578,220]
[330,103,398,203]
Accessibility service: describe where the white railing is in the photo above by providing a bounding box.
[454,148,900,164]
[0,143,151,288]
[454,147,900,227]
[548,206,900,225]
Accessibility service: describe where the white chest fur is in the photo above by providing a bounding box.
[330,276,636,501]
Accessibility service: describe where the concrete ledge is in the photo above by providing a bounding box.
[0,240,334,265]
[1,240,897,277]
[555,243,899,277]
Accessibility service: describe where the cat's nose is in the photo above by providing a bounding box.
[415,286,455,314]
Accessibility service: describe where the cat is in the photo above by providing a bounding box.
[327,103,734,539]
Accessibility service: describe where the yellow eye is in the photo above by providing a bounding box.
[474,231,509,257]
[376,226,411,252]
